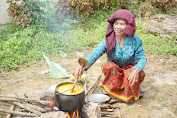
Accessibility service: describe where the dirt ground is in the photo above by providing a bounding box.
[0,52,177,118]
[0,14,177,118]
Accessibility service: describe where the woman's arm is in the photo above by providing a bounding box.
[129,35,146,86]
[132,35,147,71]
[85,39,107,70]
[71,39,106,78]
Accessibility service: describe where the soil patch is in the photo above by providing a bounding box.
[0,53,177,118]
[143,14,177,36]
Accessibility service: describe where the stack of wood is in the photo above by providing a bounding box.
[0,96,102,118]
[0,95,122,118]
[0,96,67,118]
[100,99,121,118]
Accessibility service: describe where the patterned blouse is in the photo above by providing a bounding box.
[86,34,147,71]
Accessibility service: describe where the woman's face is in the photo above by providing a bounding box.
[113,19,127,36]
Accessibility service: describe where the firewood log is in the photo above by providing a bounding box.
[0,96,50,105]
[101,111,115,115]
[25,103,47,112]
[0,109,37,117]
[6,105,15,118]
[13,102,42,116]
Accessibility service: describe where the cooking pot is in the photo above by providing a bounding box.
[54,82,85,112]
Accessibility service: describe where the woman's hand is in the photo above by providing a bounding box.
[128,68,140,86]
[71,58,89,80]
[70,68,81,80]
[70,65,86,80]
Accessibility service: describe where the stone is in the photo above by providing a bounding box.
[80,102,101,118]
[39,84,57,101]
[40,111,68,118]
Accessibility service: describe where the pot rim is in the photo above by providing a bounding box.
[55,81,85,96]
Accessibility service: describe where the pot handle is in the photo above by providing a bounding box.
[55,92,60,108]
[55,92,60,97]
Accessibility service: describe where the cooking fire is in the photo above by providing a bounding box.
[0,74,120,118]
[44,96,81,118]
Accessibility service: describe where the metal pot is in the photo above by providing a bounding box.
[54,82,85,112]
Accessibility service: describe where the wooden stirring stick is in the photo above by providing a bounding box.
[71,63,85,92]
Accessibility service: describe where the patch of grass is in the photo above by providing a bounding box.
[0,26,40,71]
[0,24,24,40]
[0,85,2,94]
[136,21,177,56]
[175,108,177,113]
[153,86,161,92]
[0,21,107,71]
[158,97,168,107]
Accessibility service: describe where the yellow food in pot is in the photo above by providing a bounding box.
[57,83,84,95]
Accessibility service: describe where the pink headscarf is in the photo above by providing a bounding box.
[105,9,137,53]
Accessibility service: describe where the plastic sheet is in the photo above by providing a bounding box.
[43,55,70,79]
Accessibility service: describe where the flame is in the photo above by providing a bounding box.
[43,97,56,111]
[49,97,55,111]
[46,96,79,118]
[76,108,79,118]
[66,108,79,118]
[66,112,71,118]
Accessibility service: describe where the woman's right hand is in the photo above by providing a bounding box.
[71,59,88,80]
[70,68,81,80]
[70,66,86,80]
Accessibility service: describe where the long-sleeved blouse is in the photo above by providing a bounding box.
[86,34,146,71]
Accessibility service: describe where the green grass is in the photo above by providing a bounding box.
[0,10,176,71]
[136,21,177,55]
[0,22,107,71]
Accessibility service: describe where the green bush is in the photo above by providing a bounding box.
[7,0,46,26]
[126,1,154,17]
[149,0,177,13]
[6,0,177,28]
[6,0,78,30]
[66,0,176,19]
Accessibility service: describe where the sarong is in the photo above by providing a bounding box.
[100,61,145,102]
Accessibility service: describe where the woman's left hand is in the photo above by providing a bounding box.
[128,68,140,86]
